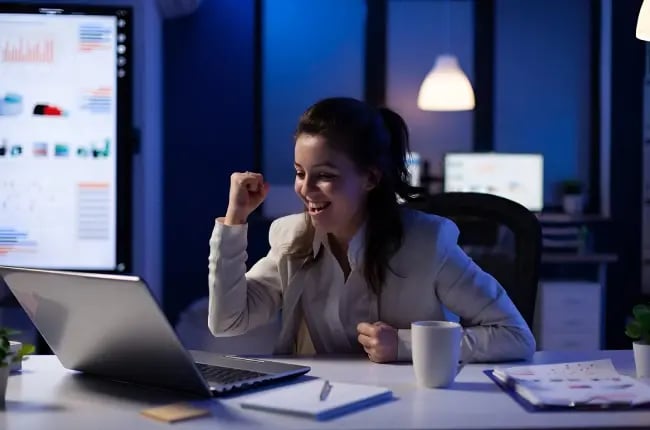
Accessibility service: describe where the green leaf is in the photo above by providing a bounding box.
[626,320,642,338]
[9,344,35,363]
[633,304,650,320]
[20,344,34,356]
[0,328,19,338]
[638,312,650,329]
[0,326,30,364]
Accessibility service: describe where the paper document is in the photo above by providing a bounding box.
[492,359,650,408]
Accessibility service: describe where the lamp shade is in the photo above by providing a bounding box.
[637,0,650,41]
[417,55,475,111]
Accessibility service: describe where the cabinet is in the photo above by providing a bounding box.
[534,281,602,351]
[535,214,616,350]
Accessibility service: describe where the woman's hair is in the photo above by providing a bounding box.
[288,97,417,294]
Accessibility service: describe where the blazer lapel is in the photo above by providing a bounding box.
[273,258,309,354]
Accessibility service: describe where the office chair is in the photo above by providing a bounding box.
[407,192,542,329]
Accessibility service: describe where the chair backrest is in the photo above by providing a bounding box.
[407,192,542,328]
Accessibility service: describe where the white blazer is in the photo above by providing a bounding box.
[208,208,536,362]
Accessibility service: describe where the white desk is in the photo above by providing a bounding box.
[2,350,650,430]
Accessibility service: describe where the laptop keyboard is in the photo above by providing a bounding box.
[195,363,267,386]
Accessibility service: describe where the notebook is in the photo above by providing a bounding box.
[240,379,393,420]
[488,359,650,411]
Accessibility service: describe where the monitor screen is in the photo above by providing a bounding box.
[0,4,132,271]
[406,152,421,187]
[443,153,544,211]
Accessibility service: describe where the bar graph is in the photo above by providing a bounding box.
[77,182,110,240]
[0,227,38,256]
[81,87,112,114]
[1,38,54,63]
[79,24,112,52]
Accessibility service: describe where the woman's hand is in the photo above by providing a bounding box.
[357,321,398,363]
[224,172,270,225]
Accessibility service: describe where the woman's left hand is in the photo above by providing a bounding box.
[357,321,398,363]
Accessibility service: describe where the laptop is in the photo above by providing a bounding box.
[0,265,310,397]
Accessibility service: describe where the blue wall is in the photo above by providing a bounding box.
[494,0,592,205]
[262,0,365,184]
[386,0,475,179]
[163,0,256,322]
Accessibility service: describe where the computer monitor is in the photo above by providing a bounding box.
[406,152,422,187]
[0,4,133,271]
[443,153,544,212]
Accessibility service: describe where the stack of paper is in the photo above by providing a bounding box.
[492,359,650,409]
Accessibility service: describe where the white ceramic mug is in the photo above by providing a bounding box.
[411,321,463,388]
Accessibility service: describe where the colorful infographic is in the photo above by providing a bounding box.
[0,12,118,269]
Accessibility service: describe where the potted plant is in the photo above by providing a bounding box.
[0,327,34,405]
[560,179,585,215]
[625,303,650,378]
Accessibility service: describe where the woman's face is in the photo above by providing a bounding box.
[294,134,373,240]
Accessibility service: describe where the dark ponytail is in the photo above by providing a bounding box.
[378,107,419,202]
[289,97,415,294]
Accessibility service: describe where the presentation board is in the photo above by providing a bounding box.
[0,4,133,271]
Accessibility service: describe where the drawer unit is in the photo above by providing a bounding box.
[534,281,602,350]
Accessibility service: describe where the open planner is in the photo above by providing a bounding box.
[488,359,650,410]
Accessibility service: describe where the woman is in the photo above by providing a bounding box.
[208,97,535,363]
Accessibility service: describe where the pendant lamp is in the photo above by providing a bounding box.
[417,54,475,111]
[417,0,475,111]
[637,0,650,41]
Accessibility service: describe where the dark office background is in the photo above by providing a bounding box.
[162,0,646,350]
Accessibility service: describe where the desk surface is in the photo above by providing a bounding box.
[3,350,650,430]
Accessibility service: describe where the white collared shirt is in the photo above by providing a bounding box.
[300,230,373,354]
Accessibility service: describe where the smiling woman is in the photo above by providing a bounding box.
[208,97,535,365]
[285,98,415,293]
[293,135,372,251]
